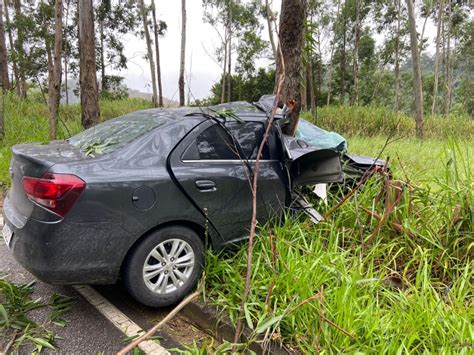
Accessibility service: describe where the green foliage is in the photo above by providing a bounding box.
[203,141,473,352]
[206,68,275,105]
[0,278,75,352]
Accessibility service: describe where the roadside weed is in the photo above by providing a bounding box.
[204,141,473,353]
[0,278,75,352]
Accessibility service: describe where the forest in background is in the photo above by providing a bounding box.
[0,0,471,139]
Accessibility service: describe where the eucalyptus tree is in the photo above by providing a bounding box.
[78,0,100,128]
[139,0,158,107]
[406,0,424,138]
[96,0,140,94]
[0,3,9,91]
[47,0,63,140]
[151,0,166,107]
[203,0,263,103]
[179,0,186,106]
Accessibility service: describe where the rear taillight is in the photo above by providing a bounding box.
[22,173,86,217]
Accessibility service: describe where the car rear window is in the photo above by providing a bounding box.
[69,112,166,155]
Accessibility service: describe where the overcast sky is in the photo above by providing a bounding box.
[119,0,436,101]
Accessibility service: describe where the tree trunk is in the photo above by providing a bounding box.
[351,0,360,105]
[326,0,340,106]
[444,0,452,116]
[13,0,26,98]
[48,0,63,140]
[99,19,106,92]
[63,0,70,105]
[406,0,423,138]
[394,0,401,112]
[3,0,17,93]
[307,60,316,115]
[139,0,158,107]
[178,0,186,106]
[431,0,443,116]
[0,3,10,91]
[221,35,227,104]
[340,8,347,104]
[151,0,163,107]
[301,63,307,111]
[265,0,277,60]
[277,0,306,136]
[226,4,232,103]
[78,0,100,129]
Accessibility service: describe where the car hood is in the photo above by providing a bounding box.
[283,135,343,187]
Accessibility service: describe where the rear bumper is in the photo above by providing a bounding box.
[3,193,132,285]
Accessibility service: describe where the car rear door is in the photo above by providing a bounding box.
[169,119,286,245]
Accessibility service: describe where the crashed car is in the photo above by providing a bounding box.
[3,96,383,307]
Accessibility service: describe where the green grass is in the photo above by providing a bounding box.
[0,279,75,352]
[348,136,473,183]
[204,141,473,353]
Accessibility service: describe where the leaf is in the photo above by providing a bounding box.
[254,315,283,334]
[29,336,56,350]
[244,303,254,330]
[0,304,9,326]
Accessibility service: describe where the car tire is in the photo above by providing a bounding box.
[123,226,204,307]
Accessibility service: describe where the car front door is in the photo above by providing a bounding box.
[169,119,286,246]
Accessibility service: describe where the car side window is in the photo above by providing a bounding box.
[225,122,270,160]
[182,124,240,160]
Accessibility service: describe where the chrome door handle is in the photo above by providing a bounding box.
[195,180,217,192]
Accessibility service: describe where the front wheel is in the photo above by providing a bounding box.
[123,226,204,307]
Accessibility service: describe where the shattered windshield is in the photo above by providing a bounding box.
[69,112,167,156]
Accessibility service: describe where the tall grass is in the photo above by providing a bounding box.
[203,142,473,353]
[304,105,474,140]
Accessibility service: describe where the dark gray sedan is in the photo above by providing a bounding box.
[3,99,375,307]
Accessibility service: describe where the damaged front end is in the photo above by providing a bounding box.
[281,120,388,225]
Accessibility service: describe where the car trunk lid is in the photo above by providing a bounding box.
[9,141,85,225]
